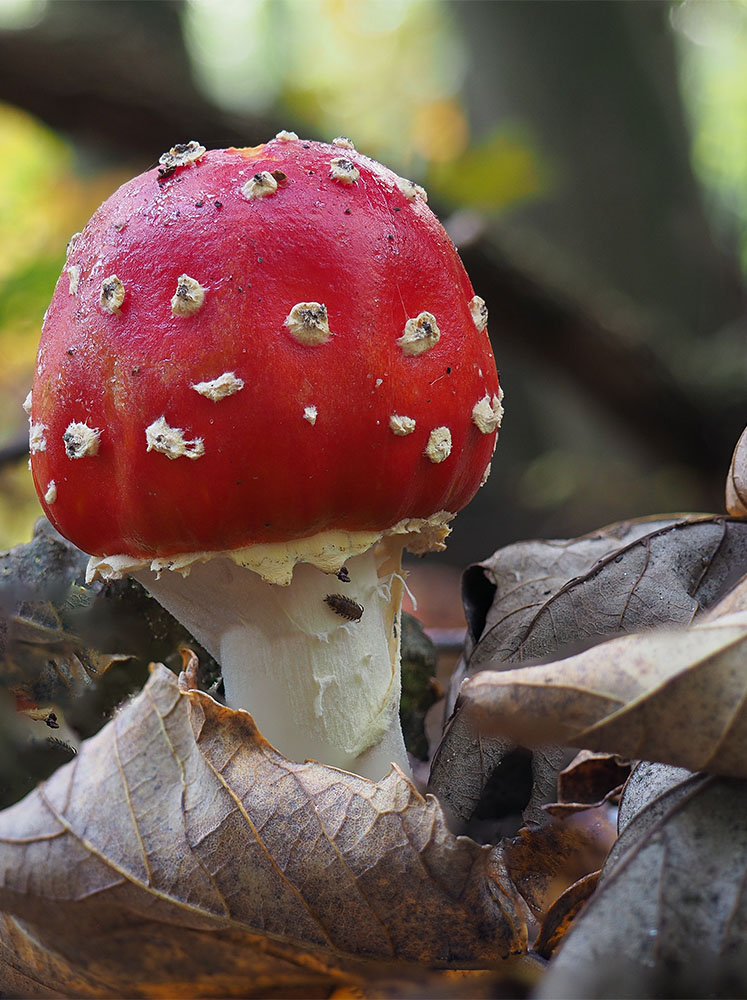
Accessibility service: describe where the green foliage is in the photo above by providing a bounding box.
[673,0,747,270]
[427,125,548,211]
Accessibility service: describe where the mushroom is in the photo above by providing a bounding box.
[29,137,501,780]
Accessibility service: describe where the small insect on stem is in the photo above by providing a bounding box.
[324,593,364,621]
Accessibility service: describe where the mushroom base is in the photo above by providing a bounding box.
[133,540,411,780]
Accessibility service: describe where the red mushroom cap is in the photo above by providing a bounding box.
[30,138,501,562]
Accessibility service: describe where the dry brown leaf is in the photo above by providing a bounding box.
[432,518,679,832]
[703,572,747,619]
[545,750,630,817]
[726,426,747,516]
[0,664,528,997]
[616,760,693,835]
[434,517,746,840]
[0,909,363,999]
[466,515,747,674]
[338,959,544,999]
[427,714,573,835]
[536,766,747,999]
[462,515,677,646]
[458,611,747,778]
[502,805,616,920]
[532,869,600,959]
[556,751,630,807]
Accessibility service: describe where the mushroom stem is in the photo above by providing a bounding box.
[134,540,410,780]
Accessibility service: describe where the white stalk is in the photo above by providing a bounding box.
[133,539,410,780]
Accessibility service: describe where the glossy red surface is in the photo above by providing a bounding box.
[31,140,500,558]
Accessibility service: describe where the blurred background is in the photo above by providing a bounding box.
[0,0,745,606]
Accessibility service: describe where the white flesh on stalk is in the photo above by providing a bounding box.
[133,540,410,780]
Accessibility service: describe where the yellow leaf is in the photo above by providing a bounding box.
[427,126,548,211]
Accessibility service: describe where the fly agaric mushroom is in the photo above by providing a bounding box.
[29,136,502,779]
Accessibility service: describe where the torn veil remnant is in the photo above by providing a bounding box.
[158,140,206,179]
[145,417,204,460]
[472,391,504,435]
[171,274,206,316]
[67,265,80,295]
[29,137,501,780]
[329,157,360,185]
[390,414,416,436]
[396,175,428,202]
[192,372,245,401]
[425,426,452,464]
[469,295,488,333]
[99,275,125,314]
[63,421,101,459]
[241,171,278,200]
[285,302,332,345]
[29,422,47,454]
[398,312,440,356]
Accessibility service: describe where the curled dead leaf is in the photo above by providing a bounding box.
[457,610,747,778]
[703,572,747,619]
[433,516,746,842]
[0,664,528,997]
[533,869,600,959]
[502,806,616,922]
[726,426,747,517]
[458,515,683,697]
[536,765,747,999]
[544,751,630,816]
[466,515,747,675]
[427,715,572,836]
[616,760,693,835]
[0,909,361,999]
[556,751,631,808]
